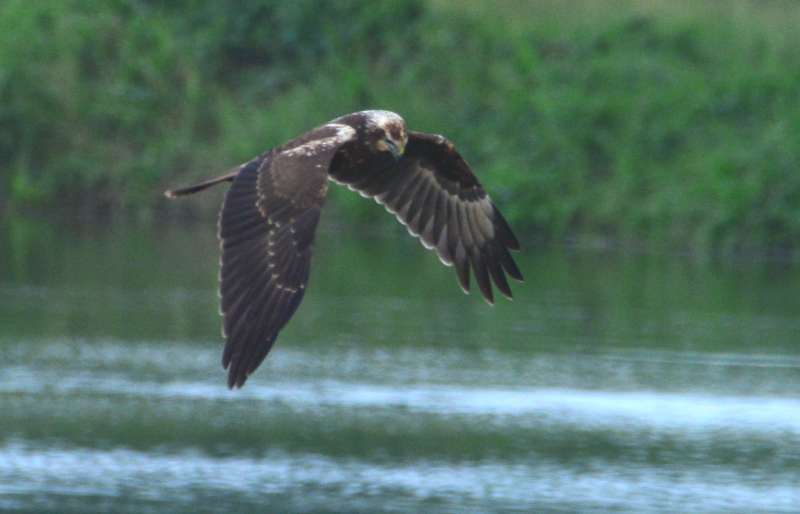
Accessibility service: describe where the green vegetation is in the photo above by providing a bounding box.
[1,0,799,251]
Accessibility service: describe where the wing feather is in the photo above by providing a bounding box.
[375,169,416,208]
[453,240,471,293]
[218,123,354,388]
[457,202,475,248]
[485,245,513,299]
[496,243,523,281]
[492,206,521,251]
[393,172,426,219]
[404,179,432,234]
[409,177,438,236]
[221,248,270,313]
[470,247,493,305]
[436,223,454,266]
[222,221,269,248]
[328,130,522,303]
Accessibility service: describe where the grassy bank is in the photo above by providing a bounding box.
[1,0,799,251]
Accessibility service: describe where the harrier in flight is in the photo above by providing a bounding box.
[165,110,523,388]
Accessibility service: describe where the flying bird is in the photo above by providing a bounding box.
[165,110,523,388]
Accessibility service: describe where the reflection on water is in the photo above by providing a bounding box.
[3,443,799,514]
[1,216,799,513]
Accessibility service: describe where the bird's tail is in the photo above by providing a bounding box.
[164,169,239,198]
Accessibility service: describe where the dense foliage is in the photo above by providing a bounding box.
[2,0,799,251]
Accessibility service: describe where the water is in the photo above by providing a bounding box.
[1,215,799,513]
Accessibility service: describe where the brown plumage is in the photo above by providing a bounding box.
[165,110,523,388]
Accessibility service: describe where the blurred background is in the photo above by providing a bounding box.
[2,1,800,513]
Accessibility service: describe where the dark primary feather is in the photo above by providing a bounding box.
[218,125,347,388]
[330,130,523,304]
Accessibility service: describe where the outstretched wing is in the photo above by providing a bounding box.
[219,124,355,388]
[330,131,523,304]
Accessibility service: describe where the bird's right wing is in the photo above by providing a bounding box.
[219,124,355,388]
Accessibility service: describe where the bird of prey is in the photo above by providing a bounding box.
[165,110,523,388]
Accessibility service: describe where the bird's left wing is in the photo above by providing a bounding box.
[330,131,523,304]
[219,124,355,388]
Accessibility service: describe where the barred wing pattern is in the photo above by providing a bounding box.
[331,131,523,304]
[218,125,354,388]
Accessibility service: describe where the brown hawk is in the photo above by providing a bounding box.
[165,110,523,388]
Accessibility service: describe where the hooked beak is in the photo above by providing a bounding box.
[386,139,404,160]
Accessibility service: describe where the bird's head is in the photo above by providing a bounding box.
[364,110,408,160]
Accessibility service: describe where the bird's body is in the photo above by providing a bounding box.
[166,110,522,388]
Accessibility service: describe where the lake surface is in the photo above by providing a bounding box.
[1,214,799,513]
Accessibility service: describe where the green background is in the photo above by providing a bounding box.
[2,0,799,251]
